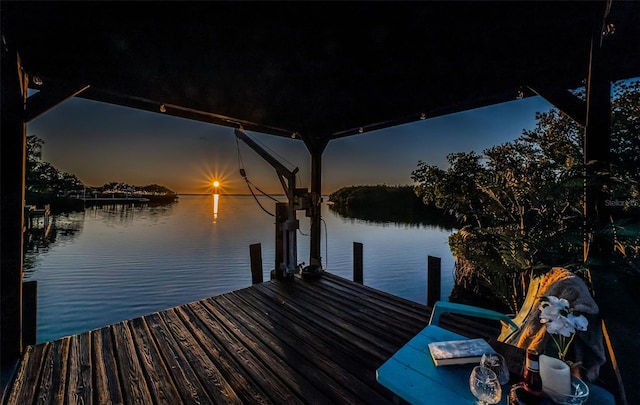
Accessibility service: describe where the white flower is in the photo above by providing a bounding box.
[545,314,575,337]
[538,295,589,361]
[539,301,561,322]
[568,313,588,331]
[546,296,570,311]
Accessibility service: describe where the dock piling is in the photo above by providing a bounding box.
[250,243,263,284]
[353,242,363,284]
[427,256,442,307]
[23,280,38,346]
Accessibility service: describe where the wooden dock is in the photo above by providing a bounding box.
[2,273,501,404]
[24,204,51,236]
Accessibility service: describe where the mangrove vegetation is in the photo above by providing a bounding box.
[26,135,178,211]
[412,80,639,313]
[328,185,455,227]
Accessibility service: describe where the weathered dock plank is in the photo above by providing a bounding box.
[4,272,493,404]
[231,286,378,377]
[219,291,390,403]
[111,321,154,405]
[275,276,422,342]
[144,312,214,405]
[129,317,182,404]
[35,337,69,404]
[185,300,314,404]
[160,308,243,404]
[204,294,352,404]
[66,332,92,405]
[4,343,49,405]
[91,327,124,405]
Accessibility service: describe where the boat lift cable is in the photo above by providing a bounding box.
[245,178,279,202]
[296,220,327,269]
[234,127,306,277]
[235,136,279,216]
[244,180,275,217]
[259,138,296,171]
[322,217,329,271]
[241,130,306,191]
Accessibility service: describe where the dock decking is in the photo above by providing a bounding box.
[2,272,500,404]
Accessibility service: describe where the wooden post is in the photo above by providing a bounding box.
[273,202,288,279]
[427,256,442,307]
[250,243,264,284]
[1,46,28,366]
[583,27,611,263]
[308,144,326,269]
[22,281,38,346]
[353,242,363,284]
[583,9,630,403]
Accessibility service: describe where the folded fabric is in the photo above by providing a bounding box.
[509,267,605,382]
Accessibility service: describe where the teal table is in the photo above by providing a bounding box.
[377,325,614,405]
[376,325,507,404]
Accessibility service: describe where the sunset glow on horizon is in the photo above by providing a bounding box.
[28,95,558,195]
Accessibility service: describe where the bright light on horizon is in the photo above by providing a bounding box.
[196,165,234,194]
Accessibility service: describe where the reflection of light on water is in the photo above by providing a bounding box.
[213,194,219,222]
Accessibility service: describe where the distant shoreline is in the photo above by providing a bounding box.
[178,193,283,196]
[177,193,332,197]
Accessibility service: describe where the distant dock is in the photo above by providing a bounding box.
[24,204,51,237]
[80,197,151,203]
[74,194,178,205]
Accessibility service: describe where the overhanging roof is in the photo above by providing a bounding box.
[2,1,639,145]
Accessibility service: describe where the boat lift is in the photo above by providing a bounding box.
[235,128,322,278]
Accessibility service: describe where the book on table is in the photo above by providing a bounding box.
[427,338,496,366]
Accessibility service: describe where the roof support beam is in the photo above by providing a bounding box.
[24,82,90,122]
[1,44,28,367]
[308,148,323,271]
[527,84,587,127]
[302,136,328,273]
[583,25,612,262]
[76,88,297,140]
[582,5,631,402]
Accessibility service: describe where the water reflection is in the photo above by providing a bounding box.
[87,202,176,225]
[328,203,456,230]
[24,211,85,274]
[25,195,456,343]
[213,194,220,222]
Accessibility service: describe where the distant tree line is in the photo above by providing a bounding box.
[328,185,455,227]
[26,135,177,210]
[26,135,84,193]
[99,181,176,196]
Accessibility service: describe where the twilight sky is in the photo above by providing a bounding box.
[27,95,554,195]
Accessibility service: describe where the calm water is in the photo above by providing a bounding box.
[25,195,455,343]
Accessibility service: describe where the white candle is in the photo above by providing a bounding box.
[539,354,571,398]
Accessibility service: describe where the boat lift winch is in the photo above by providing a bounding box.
[235,128,323,278]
